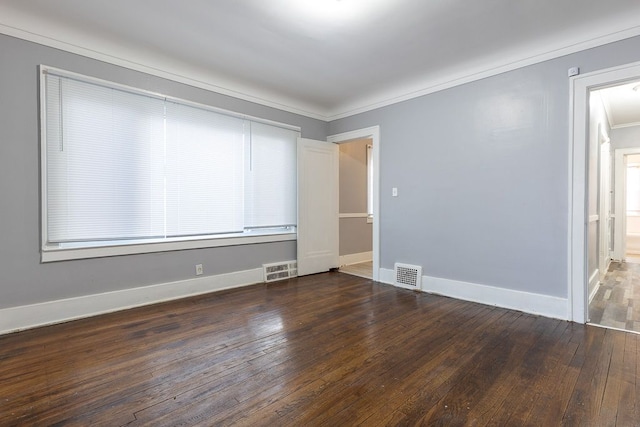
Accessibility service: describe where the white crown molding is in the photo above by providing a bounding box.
[0,23,329,121]
[2,13,640,122]
[612,120,640,130]
[326,24,640,121]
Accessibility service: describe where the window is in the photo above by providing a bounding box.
[41,66,299,261]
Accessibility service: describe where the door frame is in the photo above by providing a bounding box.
[569,60,640,322]
[327,126,380,282]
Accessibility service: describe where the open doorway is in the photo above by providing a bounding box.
[327,126,380,282]
[622,154,640,262]
[336,138,374,279]
[570,61,640,324]
[584,81,640,333]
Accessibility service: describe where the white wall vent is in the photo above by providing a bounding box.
[263,261,298,283]
[394,263,422,290]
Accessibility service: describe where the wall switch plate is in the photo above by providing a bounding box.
[195,264,203,275]
[392,187,398,197]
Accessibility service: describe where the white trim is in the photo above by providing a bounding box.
[339,213,369,219]
[41,233,296,262]
[611,121,640,130]
[327,25,640,120]
[0,267,264,335]
[379,268,568,320]
[0,24,326,121]
[589,276,601,304]
[569,60,640,324]
[588,268,600,298]
[587,322,640,334]
[328,126,380,282]
[339,251,373,266]
[589,215,600,223]
[4,19,640,121]
[379,267,395,285]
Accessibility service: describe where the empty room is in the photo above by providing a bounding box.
[1,0,640,425]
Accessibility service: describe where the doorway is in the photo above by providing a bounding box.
[572,63,640,332]
[327,126,380,282]
[336,138,374,279]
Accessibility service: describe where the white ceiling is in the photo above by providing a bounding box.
[1,0,640,120]
[598,81,640,129]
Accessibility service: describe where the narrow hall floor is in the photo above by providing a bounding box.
[589,261,640,333]
[338,261,373,280]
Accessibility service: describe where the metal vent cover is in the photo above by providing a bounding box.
[394,263,422,289]
[263,261,298,283]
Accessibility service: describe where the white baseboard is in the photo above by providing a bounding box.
[0,267,264,335]
[339,251,373,266]
[379,267,395,285]
[379,268,568,320]
[589,268,600,297]
[589,281,601,304]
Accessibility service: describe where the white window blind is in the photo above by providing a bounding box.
[46,76,166,242]
[245,122,297,228]
[165,101,246,236]
[43,68,298,253]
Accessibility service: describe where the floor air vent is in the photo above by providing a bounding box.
[394,263,422,290]
[263,261,298,283]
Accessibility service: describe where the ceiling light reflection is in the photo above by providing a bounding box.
[282,0,390,25]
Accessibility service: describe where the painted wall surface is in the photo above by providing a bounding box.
[339,139,373,256]
[0,34,327,310]
[329,36,640,299]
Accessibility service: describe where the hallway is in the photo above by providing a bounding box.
[338,261,373,280]
[589,261,640,333]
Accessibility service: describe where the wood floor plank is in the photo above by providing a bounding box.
[562,325,611,425]
[1,272,639,426]
[520,322,582,426]
[616,332,638,426]
[597,329,628,426]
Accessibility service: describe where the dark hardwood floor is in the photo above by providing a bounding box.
[1,272,638,426]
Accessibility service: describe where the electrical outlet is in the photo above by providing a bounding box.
[195,264,203,276]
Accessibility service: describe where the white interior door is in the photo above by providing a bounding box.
[297,138,339,276]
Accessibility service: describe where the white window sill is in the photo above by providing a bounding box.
[41,231,296,262]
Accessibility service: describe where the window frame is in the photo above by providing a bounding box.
[39,65,299,262]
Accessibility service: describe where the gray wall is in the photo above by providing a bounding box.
[329,36,640,298]
[0,34,327,309]
[339,139,373,257]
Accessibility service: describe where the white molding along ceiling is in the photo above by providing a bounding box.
[2,0,640,121]
[597,80,640,128]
